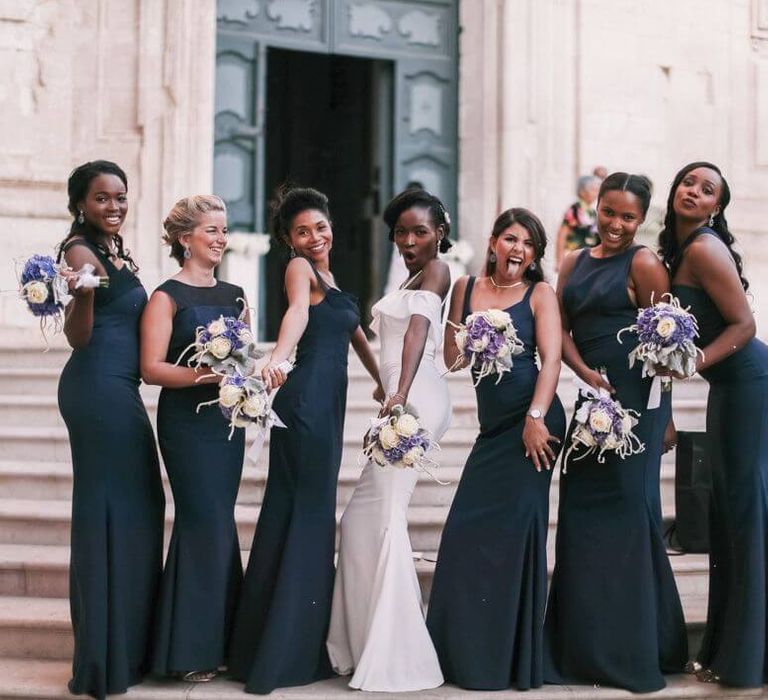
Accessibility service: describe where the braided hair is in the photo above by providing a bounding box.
[382,188,453,253]
[657,161,747,291]
[597,172,653,217]
[57,160,138,272]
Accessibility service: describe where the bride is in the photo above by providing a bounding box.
[326,188,453,692]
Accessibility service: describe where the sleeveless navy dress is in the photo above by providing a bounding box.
[228,266,360,694]
[674,228,768,687]
[57,240,165,699]
[427,279,566,690]
[543,246,688,692]
[151,280,246,675]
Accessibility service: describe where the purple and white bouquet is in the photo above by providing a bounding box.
[19,254,107,334]
[179,310,262,377]
[362,405,441,476]
[617,293,703,408]
[197,372,285,441]
[451,309,525,386]
[563,375,645,472]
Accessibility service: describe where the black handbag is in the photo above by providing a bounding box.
[672,430,712,554]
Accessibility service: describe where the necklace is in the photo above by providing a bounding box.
[400,269,423,290]
[489,275,524,290]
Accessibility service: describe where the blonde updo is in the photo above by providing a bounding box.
[163,195,227,265]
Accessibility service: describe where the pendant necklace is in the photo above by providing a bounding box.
[401,269,423,290]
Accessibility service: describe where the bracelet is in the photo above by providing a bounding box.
[391,392,407,402]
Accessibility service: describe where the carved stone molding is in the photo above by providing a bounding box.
[217,0,261,23]
[266,0,315,31]
[398,9,440,47]
[348,2,392,40]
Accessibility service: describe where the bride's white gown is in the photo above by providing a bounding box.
[327,289,451,692]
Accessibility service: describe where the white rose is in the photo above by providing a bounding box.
[402,446,425,466]
[241,393,265,418]
[24,281,49,304]
[471,336,489,352]
[620,413,635,435]
[484,309,511,329]
[209,336,232,360]
[207,318,227,335]
[603,434,620,449]
[219,383,244,408]
[656,316,677,339]
[588,408,612,433]
[394,413,419,437]
[379,424,400,449]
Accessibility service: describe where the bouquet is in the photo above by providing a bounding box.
[18,254,107,337]
[617,293,703,408]
[361,405,443,480]
[450,309,525,386]
[178,309,262,377]
[563,374,645,473]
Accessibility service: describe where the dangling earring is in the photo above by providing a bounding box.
[289,246,296,259]
[488,251,497,263]
[529,260,537,271]
[77,211,85,225]
[183,246,191,260]
[708,213,716,227]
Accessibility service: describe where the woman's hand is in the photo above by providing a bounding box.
[372,383,386,406]
[379,393,406,418]
[654,366,687,381]
[663,418,677,454]
[523,417,560,472]
[261,360,287,392]
[579,367,615,394]
[60,267,94,298]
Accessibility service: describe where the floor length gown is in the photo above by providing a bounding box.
[58,239,165,699]
[427,279,566,690]
[228,266,359,694]
[151,280,245,675]
[327,288,451,692]
[674,227,768,688]
[543,246,688,692]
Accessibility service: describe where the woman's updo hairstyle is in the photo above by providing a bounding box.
[382,188,453,254]
[162,195,227,265]
[269,185,331,249]
[597,172,653,217]
[58,160,138,271]
[485,207,547,284]
[657,161,747,291]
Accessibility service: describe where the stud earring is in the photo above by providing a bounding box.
[77,211,85,225]
[488,251,497,264]
[183,246,191,260]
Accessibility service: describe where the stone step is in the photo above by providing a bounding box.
[0,459,681,514]
[0,542,710,605]
[2,657,761,699]
[0,497,679,555]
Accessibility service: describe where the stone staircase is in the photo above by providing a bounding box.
[0,333,754,699]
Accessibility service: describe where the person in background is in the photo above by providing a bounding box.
[555,175,601,270]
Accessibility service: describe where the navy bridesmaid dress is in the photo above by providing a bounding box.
[674,228,768,687]
[228,264,359,694]
[427,279,566,690]
[57,239,165,699]
[543,246,688,692]
[151,280,245,675]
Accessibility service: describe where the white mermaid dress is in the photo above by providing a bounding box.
[327,289,452,692]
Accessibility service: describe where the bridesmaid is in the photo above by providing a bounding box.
[228,187,383,694]
[57,161,165,698]
[543,172,688,692]
[427,208,566,690]
[661,162,768,688]
[141,195,245,681]
[327,188,452,692]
